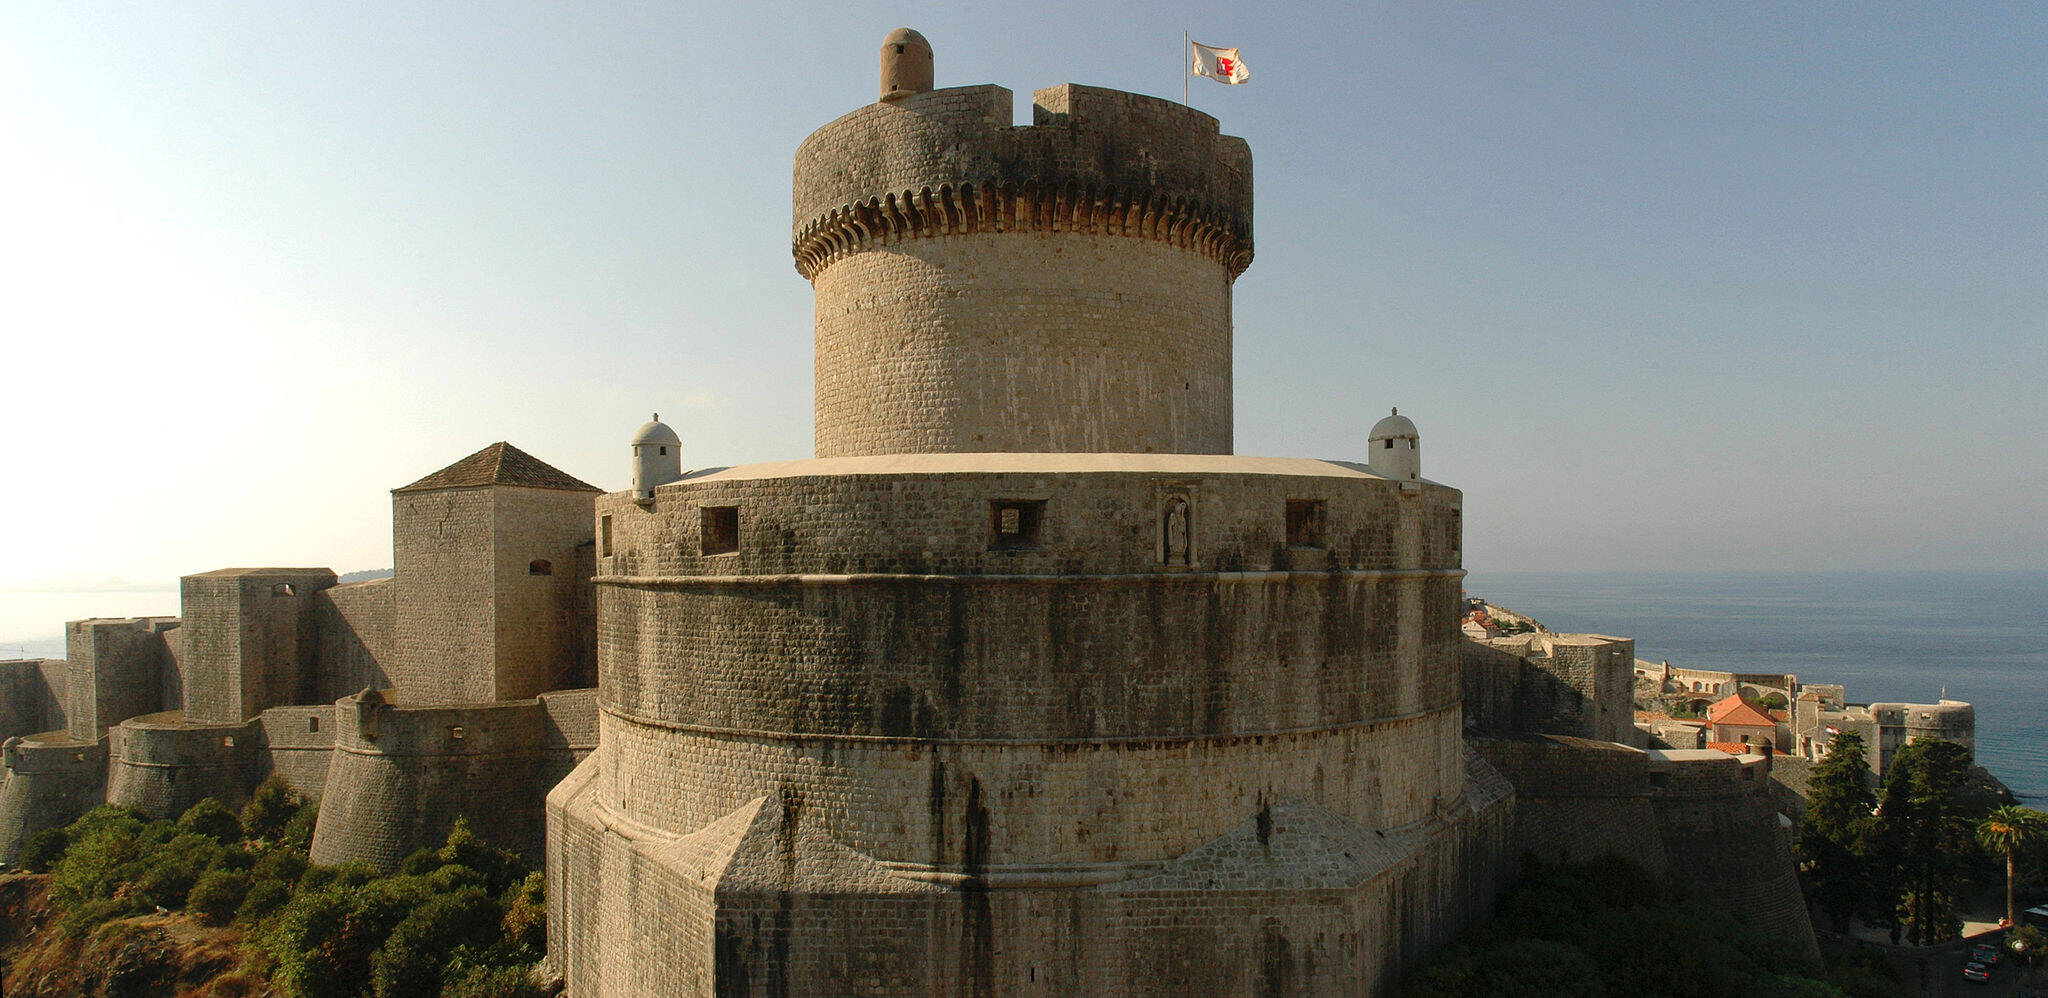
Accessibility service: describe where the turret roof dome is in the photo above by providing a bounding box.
[633,415,681,447]
[1369,408,1418,441]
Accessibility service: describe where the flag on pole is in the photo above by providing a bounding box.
[1189,41,1250,85]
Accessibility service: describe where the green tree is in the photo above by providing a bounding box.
[1800,731,1876,931]
[1976,805,2047,928]
[1872,739,1980,944]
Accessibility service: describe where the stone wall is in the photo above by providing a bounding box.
[64,617,178,741]
[1473,736,1818,963]
[1462,633,1638,744]
[393,486,595,704]
[549,747,1511,997]
[179,568,336,723]
[394,488,498,702]
[0,734,106,862]
[313,577,395,703]
[258,705,339,800]
[491,488,597,700]
[562,452,1485,994]
[0,659,68,744]
[106,712,263,818]
[311,689,597,871]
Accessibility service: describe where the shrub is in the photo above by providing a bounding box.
[369,886,499,998]
[499,872,545,954]
[440,962,548,998]
[135,832,227,909]
[49,810,149,908]
[281,803,318,850]
[188,869,252,926]
[177,798,244,843]
[17,827,69,873]
[57,895,134,937]
[241,776,305,843]
[253,847,310,886]
[236,878,293,925]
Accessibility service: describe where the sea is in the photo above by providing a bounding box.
[3,571,2043,801]
[1465,570,2048,803]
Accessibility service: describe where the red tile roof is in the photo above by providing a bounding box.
[1708,694,1776,728]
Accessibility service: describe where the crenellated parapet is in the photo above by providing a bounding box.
[792,84,1253,280]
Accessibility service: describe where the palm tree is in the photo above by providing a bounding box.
[1977,805,2047,927]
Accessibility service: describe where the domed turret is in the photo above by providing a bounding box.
[631,414,682,501]
[879,28,932,101]
[1368,407,1420,481]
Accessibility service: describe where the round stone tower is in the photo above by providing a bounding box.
[794,39,1253,458]
[550,32,1507,997]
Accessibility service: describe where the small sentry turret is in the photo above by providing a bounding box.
[879,28,933,101]
[1368,408,1421,481]
[631,414,682,501]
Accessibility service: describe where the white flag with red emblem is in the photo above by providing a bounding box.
[1189,41,1250,85]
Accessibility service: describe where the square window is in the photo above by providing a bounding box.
[989,500,1045,551]
[701,506,740,555]
[1285,500,1325,548]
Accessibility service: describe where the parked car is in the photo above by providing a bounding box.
[1961,962,1991,984]
[1973,943,2004,965]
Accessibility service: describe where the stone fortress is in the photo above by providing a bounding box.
[0,442,604,869]
[0,29,1817,996]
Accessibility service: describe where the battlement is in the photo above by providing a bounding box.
[792,83,1253,280]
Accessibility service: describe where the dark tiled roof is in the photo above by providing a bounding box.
[394,442,601,494]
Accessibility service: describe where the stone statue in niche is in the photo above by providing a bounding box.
[1163,496,1191,566]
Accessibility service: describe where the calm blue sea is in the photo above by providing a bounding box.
[1464,570,2048,803]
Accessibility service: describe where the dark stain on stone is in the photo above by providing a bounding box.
[1256,793,1274,852]
[715,916,752,998]
[1200,585,1231,734]
[881,686,917,736]
[766,784,803,998]
[929,758,947,864]
[960,775,994,997]
[942,582,966,713]
[1259,918,1293,997]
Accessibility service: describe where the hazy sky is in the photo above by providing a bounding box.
[2,2,2043,607]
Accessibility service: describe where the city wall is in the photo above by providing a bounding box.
[312,688,597,871]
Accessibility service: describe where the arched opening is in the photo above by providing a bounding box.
[529,559,553,576]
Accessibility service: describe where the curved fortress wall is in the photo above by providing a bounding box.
[796,85,1251,457]
[551,456,1506,994]
[312,689,596,870]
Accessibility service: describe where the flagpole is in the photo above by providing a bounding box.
[1182,30,1190,105]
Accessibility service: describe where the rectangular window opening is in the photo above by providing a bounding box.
[1285,500,1325,548]
[600,515,614,557]
[988,500,1046,551]
[701,506,740,556]
[449,725,465,741]
[308,716,320,733]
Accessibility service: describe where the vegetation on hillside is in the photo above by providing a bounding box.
[1399,857,1909,998]
[3,777,547,998]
